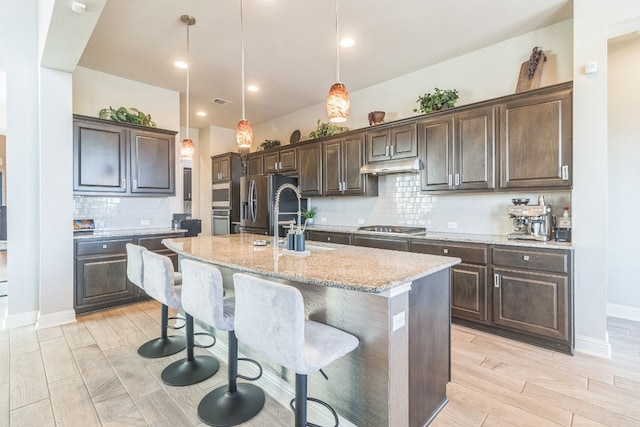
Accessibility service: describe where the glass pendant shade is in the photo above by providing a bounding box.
[180,138,195,160]
[236,119,253,149]
[327,82,350,123]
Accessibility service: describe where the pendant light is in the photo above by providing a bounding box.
[326,0,350,123]
[180,15,196,160]
[236,0,253,151]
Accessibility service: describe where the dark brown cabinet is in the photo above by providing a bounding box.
[183,167,192,201]
[307,230,352,245]
[297,142,322,196]
[491,246,572,352]
[263,147,296,174]
[418,106,495,191]
[499,83,572,189]
[246,153,263,176]
[74,233,183,314]
[323,132,377,197]
[411,241,489,324]
[73,115,177,196]
[352,235,408,251]
[367,123,417,162]
[212,153,242,183]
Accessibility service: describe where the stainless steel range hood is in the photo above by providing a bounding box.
[359,157,422,175]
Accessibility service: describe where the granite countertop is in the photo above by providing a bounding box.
[162,234,461,294]
[305,225,574,249]
[74,227,185,240]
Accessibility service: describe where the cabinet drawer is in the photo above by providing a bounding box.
[492,247,569,274]
[137,234,183,251]
[411,241,487,264]
[308,231,351,245]
[352,235,409,251]
[76,238,133,256]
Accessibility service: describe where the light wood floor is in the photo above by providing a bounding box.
[1,299,639,427]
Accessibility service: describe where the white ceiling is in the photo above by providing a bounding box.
[77,0,571,130]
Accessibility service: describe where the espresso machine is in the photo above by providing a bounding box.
[507,196,553,241]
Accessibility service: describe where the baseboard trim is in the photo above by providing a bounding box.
[575,333,611,358]
[37,309,77,329]
[194,323,357,427]
[607,303,640,322]
[3,310,39,329]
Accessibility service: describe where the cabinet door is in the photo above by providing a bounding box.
[452,264,488,323]
[322,140,343,196]
[390,123,417,159]
[352,235,409,251]
[297,143,322,196]
[307,230,352,245]
[246,154,263,176]
[492,267,569,341]
[130,129,175,194]
[367,129,390,162]
[183,168,192,201]
[418,116,454,191]
[263,152,280,174]
[342,134,367,195]
[279,147,297,172]
[499,88,572,189]
[212,155,232,182]
[456,106,495,190]
[73,119,128,193]
[75,255,133,313]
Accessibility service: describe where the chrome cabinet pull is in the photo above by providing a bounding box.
[121,179,126,189]
[562,165,569,180]
[448,175,453,186]
[494,274,500,288]
[133,179,137,189]
[385,146,390,157]
[523,255,530,261]
[102,244,108,249]
[454,174,460,186]
[443,248,449,254]
[327,237,331,241]
[389,145,395,157]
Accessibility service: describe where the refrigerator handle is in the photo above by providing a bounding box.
[249,179,257,223]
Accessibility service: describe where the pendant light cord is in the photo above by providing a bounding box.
[335,0,340,83]
[241,0,246,120]
[185,21,190,139]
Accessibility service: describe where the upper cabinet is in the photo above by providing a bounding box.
[246,153,263,176]
[212,153,242,183]
[323,132,377,197]
[263,146,296,174]
[499,83,572,189]
[297,142,323,197]
[367,123,417,162]
[73,115,176,196]
[418,106,496,191]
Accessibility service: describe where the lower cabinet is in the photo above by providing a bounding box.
[74,233,183,314]
[352,235,408,251]
[307,230,352,245]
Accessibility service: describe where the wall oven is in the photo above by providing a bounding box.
[212,182,232,208]
[212,209,231,235]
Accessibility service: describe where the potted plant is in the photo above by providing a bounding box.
[99,106,156,127]
[302,206,317,225]
[413,88,459,114]
[308,119,348,139]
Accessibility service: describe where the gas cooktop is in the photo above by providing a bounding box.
[357,225,426,234]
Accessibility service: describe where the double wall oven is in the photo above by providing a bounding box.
[212,182,239,235]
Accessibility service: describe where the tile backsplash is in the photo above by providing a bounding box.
[73,196,173,230]
[310,174,571,236]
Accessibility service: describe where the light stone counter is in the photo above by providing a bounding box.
[162,233,457,426]
[162,233,461,293]
[74,227,184,240]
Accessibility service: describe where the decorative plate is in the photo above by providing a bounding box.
[290,129,301,144]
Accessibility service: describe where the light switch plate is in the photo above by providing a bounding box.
[447,222,457,229]
[140,219,150,226]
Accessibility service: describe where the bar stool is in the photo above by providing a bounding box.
[139,251,220,386]
[233,273,359,427]
[180,259,265,426]
[126,244,186,358]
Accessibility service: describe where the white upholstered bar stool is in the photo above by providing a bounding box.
[180,259,265,426]
[126,243,186,358]
[233,273,359,427]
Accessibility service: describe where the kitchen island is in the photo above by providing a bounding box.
[163,234,461,427]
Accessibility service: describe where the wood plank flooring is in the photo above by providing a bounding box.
[0,297,639,426]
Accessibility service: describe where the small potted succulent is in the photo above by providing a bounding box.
[302,206,317,225]
[413,88,459,114]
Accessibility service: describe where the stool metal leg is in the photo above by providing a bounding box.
[198,331,265,426]
[137,304,187,358]
[295,374,308,427]
[161,314,220,386]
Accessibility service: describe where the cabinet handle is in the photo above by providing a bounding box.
[327,237,331,241]
[133,179,137,189]
[562,165,569,180]
[443,248,449,254]
[448,175,453,186]
[385,146,389,157]
[121,179,126,189]
[389,145,395,157]
[523,255,530,261]
[102,244,108,249]
[454,174,460,186]
[342,181,346,192]
[494,274,500,288]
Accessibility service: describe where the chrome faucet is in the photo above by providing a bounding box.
[273,183,304,250]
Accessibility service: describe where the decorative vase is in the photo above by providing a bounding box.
[368,111,385,125]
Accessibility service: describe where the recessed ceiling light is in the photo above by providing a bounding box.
[174,61,188,69]
[340,37,355,48]
[196,111,206,116]
[247,85,259,92]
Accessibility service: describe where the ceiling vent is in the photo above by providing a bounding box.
[212,98,232,105]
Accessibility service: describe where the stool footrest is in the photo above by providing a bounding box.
[290,397,339,427]
[167,315,185,330]
[237,357,262,381]
[193,332,216,349]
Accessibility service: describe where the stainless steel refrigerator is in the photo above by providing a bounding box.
[240,174,306,236]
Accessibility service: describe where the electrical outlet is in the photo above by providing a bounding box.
[140,219,150,226]
[320,217,327,223]
[392,311,406,331]
[357,218,365,225]
[447,222,457,229]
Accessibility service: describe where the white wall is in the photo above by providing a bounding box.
[607,36,640,321]
[253,19,573,148]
